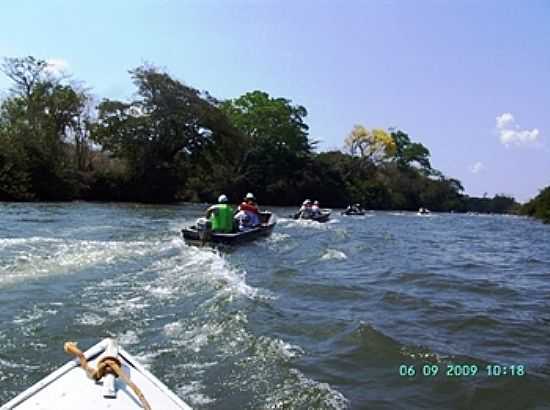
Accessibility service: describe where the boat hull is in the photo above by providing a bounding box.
[182,222,275,246]
[292,212,331,223]
[182,211,276,246]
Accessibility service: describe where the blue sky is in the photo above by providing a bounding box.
[1,0,549,201]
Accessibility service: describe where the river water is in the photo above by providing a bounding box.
[0,202,549,409]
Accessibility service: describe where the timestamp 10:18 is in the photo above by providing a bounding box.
[399,364,526,377]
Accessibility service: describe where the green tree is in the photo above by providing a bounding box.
[390,129,431,170]
[521,187,550,223]
[0,127,33,200]
[1,56,90,199]
[93,65,241,202]
[221,90,314,204]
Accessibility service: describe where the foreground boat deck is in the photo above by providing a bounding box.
[1,338,191,410]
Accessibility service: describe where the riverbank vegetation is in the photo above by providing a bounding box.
[521,187,550,223]
[0,56,538,217]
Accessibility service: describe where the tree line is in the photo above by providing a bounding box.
[1,56,546,220]
[521,187,550,223]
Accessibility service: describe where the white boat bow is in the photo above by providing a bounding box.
[1,338,192,410]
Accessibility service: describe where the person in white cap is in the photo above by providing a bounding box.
[205,194,234,233]
[297,199,313,219]
[237,192,261,227]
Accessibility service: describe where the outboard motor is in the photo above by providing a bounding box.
[196,217,212,244]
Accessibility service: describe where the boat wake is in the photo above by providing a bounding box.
[321,249,348,261]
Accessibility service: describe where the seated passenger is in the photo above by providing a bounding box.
[237,192,261,226]
[234,209,253,231]
[298,199,313,219]
[311,200,321,216]
[205,194,234,233]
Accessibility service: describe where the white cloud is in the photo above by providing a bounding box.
[496,112,514,129]
[470,161,484,174]
[496,112,540,146]
[500,128,540,145]
[45,58,69,75]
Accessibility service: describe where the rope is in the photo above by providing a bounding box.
[64,341,152,410]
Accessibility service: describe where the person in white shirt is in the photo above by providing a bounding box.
[297,199,313,219]
[311,200,321,216]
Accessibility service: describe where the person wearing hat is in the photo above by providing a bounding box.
[205,194,234,233]
[237,192,261,227]
[297,199,313,219]
[311,200,321,216]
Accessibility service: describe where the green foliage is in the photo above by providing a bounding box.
[0,55,529,213]
[92,65,241,202]
[463,195,518,214]
[390,129,431,170]
[220,90,314,204]
[0,130,33,200]
[0,56,89,200]
[521,187,550,223]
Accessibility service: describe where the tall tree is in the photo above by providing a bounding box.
[1,56,48,99]
[92,65,241,202]
[1,56,90,199]
[221,90,314,203]
[522,187,550,223]
[390,129,431,170]
[345,125,396,164]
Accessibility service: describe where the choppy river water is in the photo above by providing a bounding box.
[1,202,550,409]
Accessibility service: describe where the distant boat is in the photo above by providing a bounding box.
[341,210,365,216]
[341,204,365,216]
[417,208,431,216]
[291,210,331,223]
[1,338,191,410]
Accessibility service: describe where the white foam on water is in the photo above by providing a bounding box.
[117,329,140,346]
[0,238,164,287]
[265,368,350,410]
[94,278,124,289]
[12,306,57,325]
[164,320,226,353]
[268,232,291,243]
[0,237,62,249]
[132,347,174,370]
[0,358,40,371]
[266,337,305,360]
[178,361,218,370]
[163,321,184,337]
[281,219,333,230]
[106,295,151,317]
[321,249,348,261]
[149,240,265,301]
[76,312,106,326]
[294,369,349,409]
[144,284,181,299]
[178,381,216,406]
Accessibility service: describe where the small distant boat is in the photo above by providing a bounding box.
[291,210,331,223]
[417,208,431,216]
[341,204,365,216]
[182,212,276,246]
[341,210,365,216]
[1,338,191,410]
